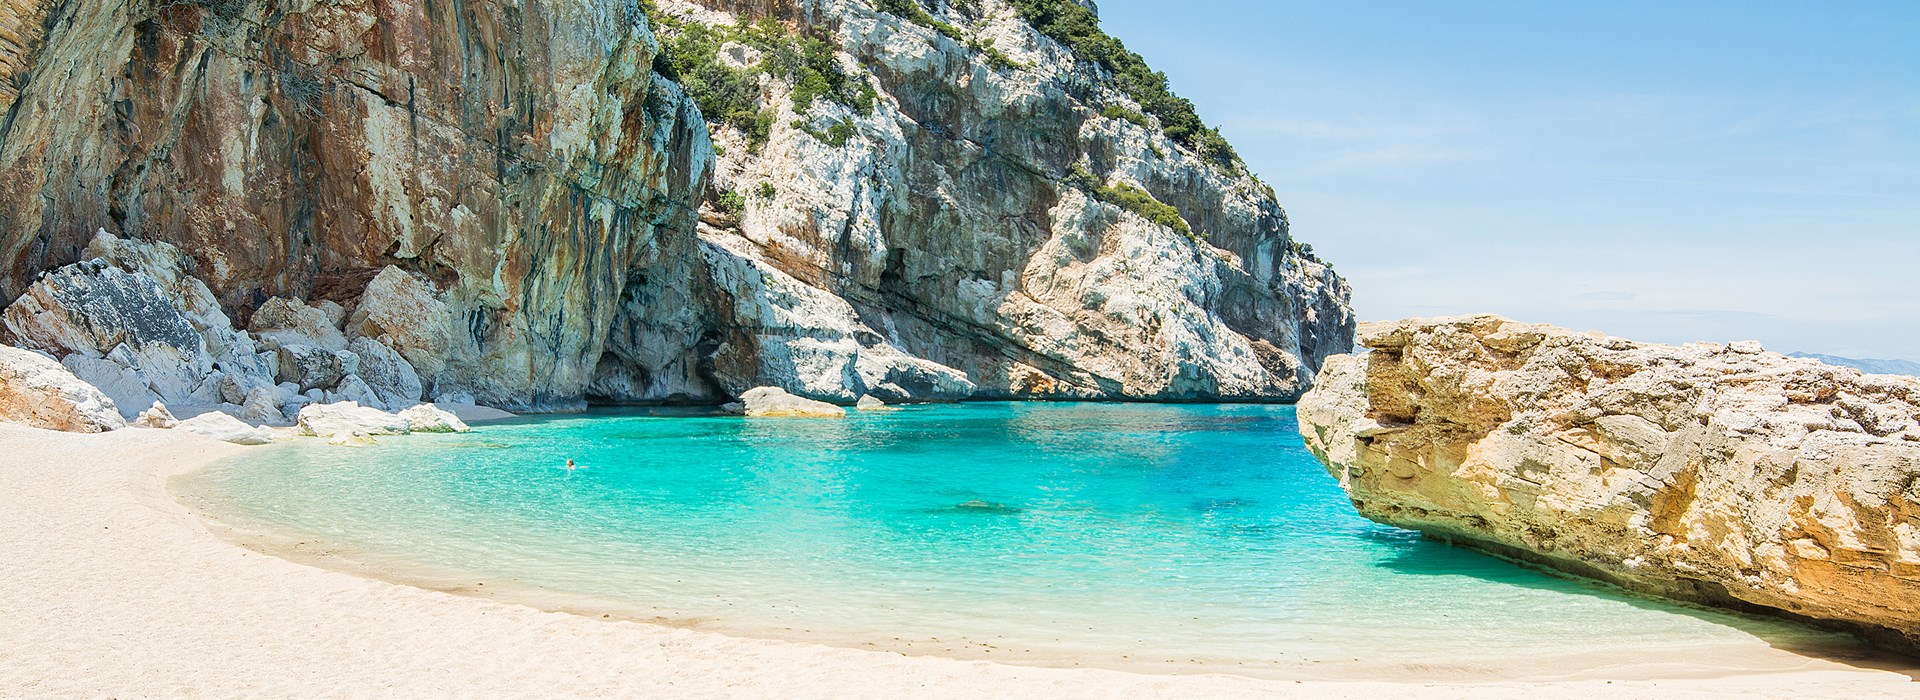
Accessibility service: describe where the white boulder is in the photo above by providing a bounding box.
[739,386,845,418]
[0,345,127,432]
[398,403,471,433]
[295,401,410,438]
[174,411,276,445]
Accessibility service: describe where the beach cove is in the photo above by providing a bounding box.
[3,412,1915,698]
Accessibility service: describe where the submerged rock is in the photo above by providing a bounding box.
[296,402,411,438]
[739,387,845,418]
[1297,315,1920,653]
[0,345,126,432]
[174,412,276,445]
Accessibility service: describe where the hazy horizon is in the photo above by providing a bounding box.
[1098,0,1918,361]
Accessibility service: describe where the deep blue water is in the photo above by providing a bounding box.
[177,403,1859,678]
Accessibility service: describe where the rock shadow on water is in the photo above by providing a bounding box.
[928,500,1025,516]
[1370,533,1920,678]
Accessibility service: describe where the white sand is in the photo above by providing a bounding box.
[1,423,1914,699]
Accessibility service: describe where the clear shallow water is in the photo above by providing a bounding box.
[178,403,1869,678]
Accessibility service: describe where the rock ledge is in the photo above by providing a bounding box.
[1298,315,1920,653]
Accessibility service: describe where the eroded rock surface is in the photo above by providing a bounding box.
[1298,315,1920,652]
[656,0,1353,402]
[0,345,125,432]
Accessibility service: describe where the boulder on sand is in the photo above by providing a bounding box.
[295,401,410,438]
[173,411,276,445]
[135,401,177,429]
[0,345,126,432]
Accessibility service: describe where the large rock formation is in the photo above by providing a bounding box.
[1298,315,1920,653]
[652,0,1351,402]
[0,0,1351,410]
[0,0,712,411]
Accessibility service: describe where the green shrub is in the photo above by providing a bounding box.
[756,182,778,199]
[1100,104,1151,129]
[649,17,772,152]
[716,189,747,217]
[1008,0,1241,170]
[797,117,858,147]
[648,7,877,146]
[875,0,964,41]
[1068,166,1194,241]
[765,35,877,115]
[970,39,1025,71]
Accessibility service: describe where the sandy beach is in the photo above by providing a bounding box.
[1,423,1914,699]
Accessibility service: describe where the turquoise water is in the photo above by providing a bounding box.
[177,403,1865,678]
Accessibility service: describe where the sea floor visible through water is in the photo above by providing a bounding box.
[175,403,1898,681]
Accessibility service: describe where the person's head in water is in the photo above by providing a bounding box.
[566,459,576,471]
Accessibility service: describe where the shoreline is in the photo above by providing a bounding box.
[2,424,1915,697]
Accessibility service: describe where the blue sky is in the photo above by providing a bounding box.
[1096,0,1919,360]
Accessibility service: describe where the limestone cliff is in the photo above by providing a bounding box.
[650,0,1351,401]
[0,0,1351,410]
[0,0,711,411]
[1298,316,1920,653]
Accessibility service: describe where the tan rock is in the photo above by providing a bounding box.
[345,267,451,388]
[855,395,896,411]
[739,386,845,418]
[0,345,125,432]
[1297,315,1920,653]
[134,401,177,429]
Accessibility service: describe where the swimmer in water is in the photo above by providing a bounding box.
[565,459,578,473]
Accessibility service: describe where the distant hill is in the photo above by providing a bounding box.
[1788,353,1920,377]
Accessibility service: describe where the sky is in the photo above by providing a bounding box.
[1095,0,1920,361]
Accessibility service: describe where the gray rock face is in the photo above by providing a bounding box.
[1298,315,1920,654]
[249,297,348,352]
[0,344,126,432]
[349,336,424,409]
[1,232,276,410]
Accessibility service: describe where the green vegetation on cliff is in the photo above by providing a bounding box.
[1008,0,1240,170]
[647,9,877,151]
[1070,166,1195,241]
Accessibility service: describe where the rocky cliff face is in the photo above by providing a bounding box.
[0,0,711,410]
[658,0,1351,401]
[0,0,1350,411]
[1298,316,1920,653]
